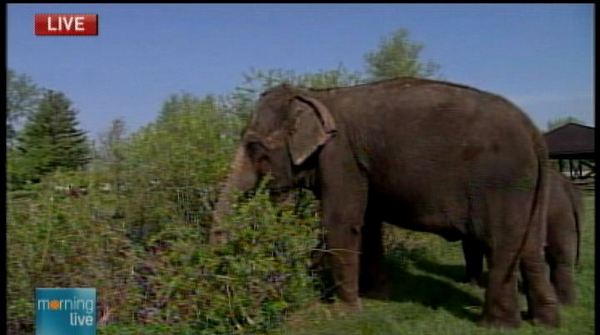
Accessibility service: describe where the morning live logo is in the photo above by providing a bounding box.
[36,288,96,335]
[35,14,98,36]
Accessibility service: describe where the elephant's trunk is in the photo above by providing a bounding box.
[209,146,258,244]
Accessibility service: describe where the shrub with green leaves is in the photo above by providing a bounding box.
[118,94,240,244]
[138,184,322,334]
[7,172,142,333]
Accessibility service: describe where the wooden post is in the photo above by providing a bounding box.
[558,159,563,174]
[569,159,573,180]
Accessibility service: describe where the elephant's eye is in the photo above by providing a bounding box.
[246,141,269,162]
[246,142,272,175]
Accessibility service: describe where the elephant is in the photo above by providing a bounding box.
[210,77,559,328]
[462,169,582,305]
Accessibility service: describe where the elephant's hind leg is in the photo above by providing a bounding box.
[520,249,560,326]
[547,251,577,305]
[552,264,576,305]
[479,248,521,328]
[478,193,526,328]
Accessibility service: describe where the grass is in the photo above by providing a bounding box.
[278,193,595,335]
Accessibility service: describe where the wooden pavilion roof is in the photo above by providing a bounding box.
[544,123,595,159]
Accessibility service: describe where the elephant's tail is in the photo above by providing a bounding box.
[567,181,583,266]
[504,137,549,283]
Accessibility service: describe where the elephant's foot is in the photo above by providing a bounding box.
[477,314,521,329]
[329,298,363,316]
[554,282,576,306]
[551,265,577,306]
[479,298,521,329]
[522,293,560,327]
[360,271,389,298]
[361,277,392,300]
[520,249,562,328]
[557,292,576,306]
[528,303,560,328]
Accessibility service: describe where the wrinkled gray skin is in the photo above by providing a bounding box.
[210,78,559,328]
[462,169,582,305]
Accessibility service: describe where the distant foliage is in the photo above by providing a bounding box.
[95,118,128,167]
[365,29,440,80]
[6,68,42,147]
[228,65,366,121]
[241,65,365,91]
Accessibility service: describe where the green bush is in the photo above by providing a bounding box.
[8,172,322,335]
[117,94,239,244]
[136,184,322,334]
[7,172,142,333]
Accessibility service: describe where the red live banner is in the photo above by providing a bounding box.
[35,14,98,36]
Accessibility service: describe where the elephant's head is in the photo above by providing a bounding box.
[209,85,336,244]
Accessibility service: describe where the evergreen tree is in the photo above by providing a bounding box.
[15,90,91,183]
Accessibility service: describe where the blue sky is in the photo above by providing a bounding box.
[7,4,594,139]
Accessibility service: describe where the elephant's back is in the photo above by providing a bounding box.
[547,171,578,228]
[546,171,578,255]
[319,78,536,139]
[324,81,540,170]
[321,80,543,215]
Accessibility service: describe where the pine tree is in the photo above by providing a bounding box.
[15,90,91,183]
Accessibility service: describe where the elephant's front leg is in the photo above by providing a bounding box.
[323,215,365,310]
[319,156,369,310]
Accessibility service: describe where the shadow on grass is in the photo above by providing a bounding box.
[411,257,467,283]
[364,246,483,323]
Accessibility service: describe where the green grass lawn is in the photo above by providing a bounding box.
[278,193,595,335]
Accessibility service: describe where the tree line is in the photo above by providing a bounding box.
[7,28,443,193]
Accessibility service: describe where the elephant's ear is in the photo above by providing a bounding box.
[288,96,337,166]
